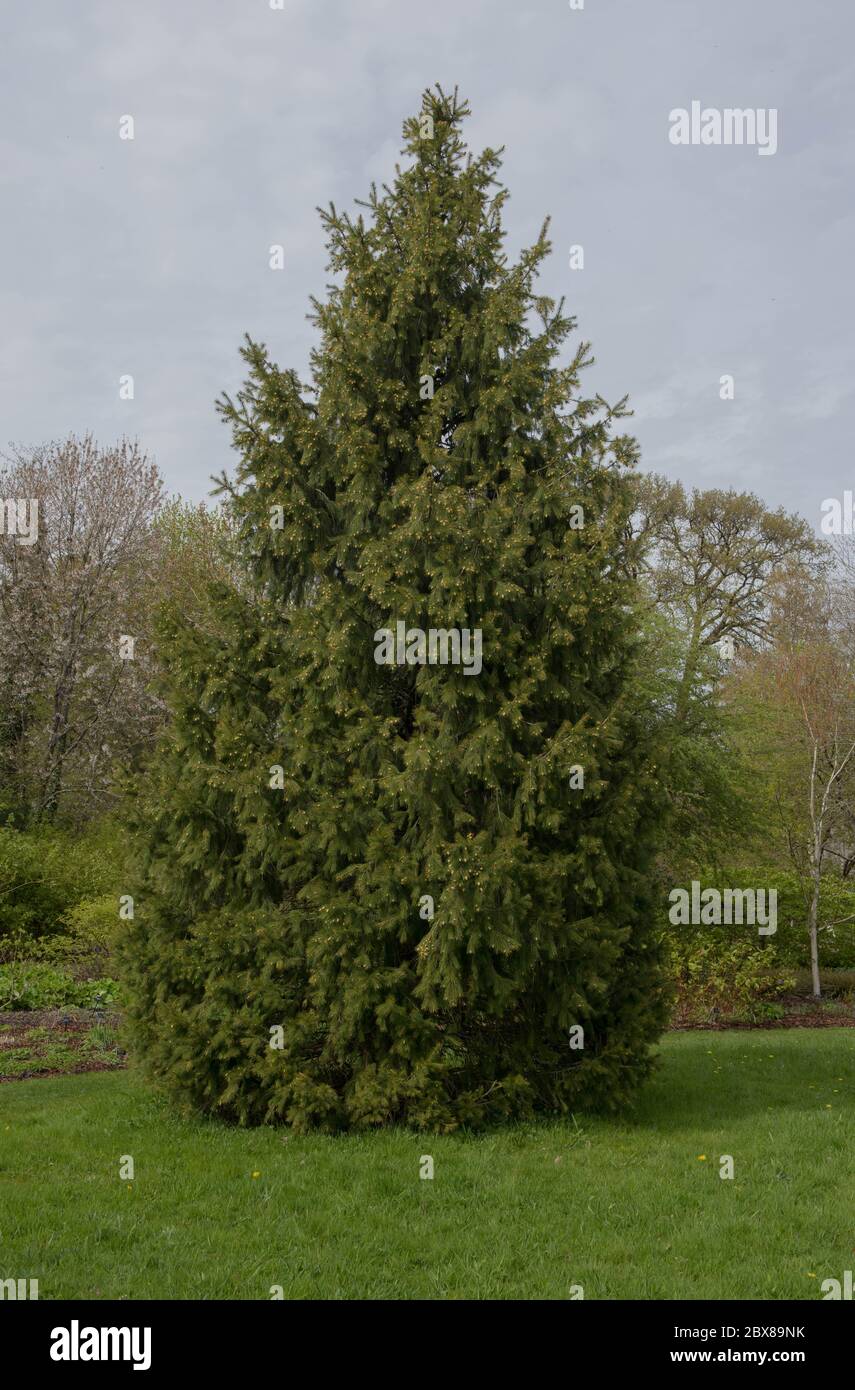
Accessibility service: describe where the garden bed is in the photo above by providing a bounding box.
[0,1007,125,1081]
[671,992,855,1031]
[1,990,853,1085]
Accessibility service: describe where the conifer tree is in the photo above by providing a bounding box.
[120,87,669,1130]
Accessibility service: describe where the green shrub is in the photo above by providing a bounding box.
[72,977,119,1010]
[669,932,794,1025]
[63,894,118,949]
[667,866,855,971]
[61,894,120,974]
[0,828,65,940]
[752,869,855,970]
[0,927,74,966]
[742,1000,785,1023]
[0,821,123,948]
[0,961,118,1011]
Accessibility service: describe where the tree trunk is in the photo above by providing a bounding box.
[41,677,73,819]
[675,617,702,725]
[808,871,821,1000]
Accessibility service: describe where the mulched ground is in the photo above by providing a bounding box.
[0,1007,126,1082]
[0,1007,102,1033]
[671,994,855,1031]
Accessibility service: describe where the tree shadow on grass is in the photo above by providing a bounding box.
[626,1030,855,1134]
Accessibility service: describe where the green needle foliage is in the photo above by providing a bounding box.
[120,88,669,1131]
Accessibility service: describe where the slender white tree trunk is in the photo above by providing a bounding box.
[808,868,821,999]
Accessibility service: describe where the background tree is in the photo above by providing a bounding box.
[0,435,163,824]
[729,568,855,996]
[146,497,240,634]
[632,603,759,880]
[633,476,821,722]
[626,477,822,878]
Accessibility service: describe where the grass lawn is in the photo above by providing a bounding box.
[0,1029,852,1300]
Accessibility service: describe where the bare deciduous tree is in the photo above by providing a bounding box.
[0,434,164,822]
[632,475,821,722]
[732,570,855,997]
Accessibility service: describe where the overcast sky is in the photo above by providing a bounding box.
[1,0,853,528]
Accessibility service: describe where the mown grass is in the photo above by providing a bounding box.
[0,1030,852,1300]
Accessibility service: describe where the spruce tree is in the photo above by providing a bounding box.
[120,88,669,1131]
